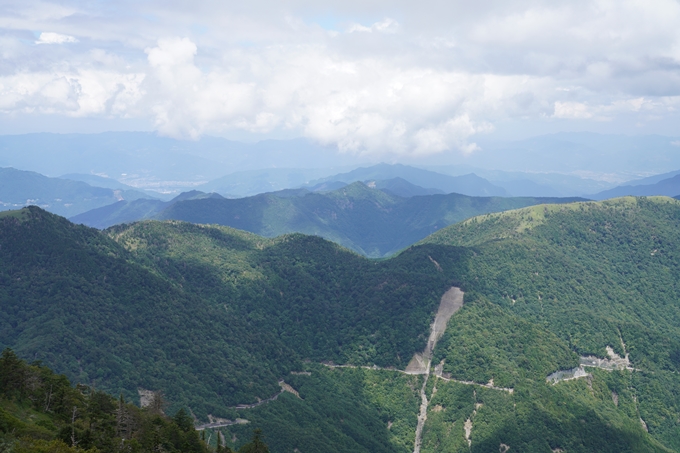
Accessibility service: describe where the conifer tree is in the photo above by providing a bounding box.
[237,429,269,453]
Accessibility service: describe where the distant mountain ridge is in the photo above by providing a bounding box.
[69,190,224,229]
[0,167,151,217]
[196,167,351,198]
[306,163,508,197]
[73,181,584,257]
[592,173,680,200]
[3,198,680,452]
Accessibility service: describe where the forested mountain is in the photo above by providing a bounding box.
[0,349,211,453]
[419,196,680,451]
[2,197,680,451]
[73,182,583,257]
[0,206,455,414]
[0,349,273,453]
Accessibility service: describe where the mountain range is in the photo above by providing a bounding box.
[591,174,680,200]
[71,181,583,257]
[303,163,508,197]
[0,167,152,217]
[3,132,680,197]
[2,195,680,451]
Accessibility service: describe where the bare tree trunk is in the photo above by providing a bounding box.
[43,383,53,412]
[70,406,78,447]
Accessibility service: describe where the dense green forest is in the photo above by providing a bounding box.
[156,182,583,257]
[0,206,460,418]
[0,348,210,453]
[421,196,680,450]
[2,197,680,451]
[0,349,276,453]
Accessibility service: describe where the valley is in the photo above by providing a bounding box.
[2,195,680,451]
[73,181,584,257]
[3,0,680,448]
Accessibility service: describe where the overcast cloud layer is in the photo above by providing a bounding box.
[1,0,679,156]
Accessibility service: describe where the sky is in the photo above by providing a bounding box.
[1,0,680,159]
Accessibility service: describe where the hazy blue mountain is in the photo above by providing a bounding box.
[619,169,680,186]
[308,181,348,192]
[592,174,680,200]
[60,173,139,190]
[70,199,167,229]
[0,167,150,217]
[2,132,679,196]
[489,178,562,197]
[197,167,350,197]
[368,177,445,197]
[60,172,167,200]
[169,190,225,202]
[307,163,507,197]
[429,165,616,196]
[70,190,224,229]
[0,133,367,194]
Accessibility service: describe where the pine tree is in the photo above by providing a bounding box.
[173,408,194,432]
[0,348,27,398]
[237,429,269,453]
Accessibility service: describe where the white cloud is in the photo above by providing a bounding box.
[35,32,78,44]
[0,70,144,116]
[553,101,593,119]
[346,18,398,34]
[1,0,680,154]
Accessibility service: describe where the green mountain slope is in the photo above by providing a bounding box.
[155,182,584,257]
[3,197,680,451]
[0,207,460,419]
[419,196,680,450]
[0,349,210,453]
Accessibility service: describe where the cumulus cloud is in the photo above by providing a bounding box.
[346,18,398,34]
[35,32,78,44]
[1,0,680,155]
[0,70,144,116]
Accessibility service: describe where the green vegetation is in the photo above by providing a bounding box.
[0,206,462,420]
[3,196,680,451]
[157,182,582,257]
[0,348,209,453]
[210,365,422,453]
[74,180,582,257]
[420,196,680,450]
[432,299,579,388]
[421,373,670,453]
